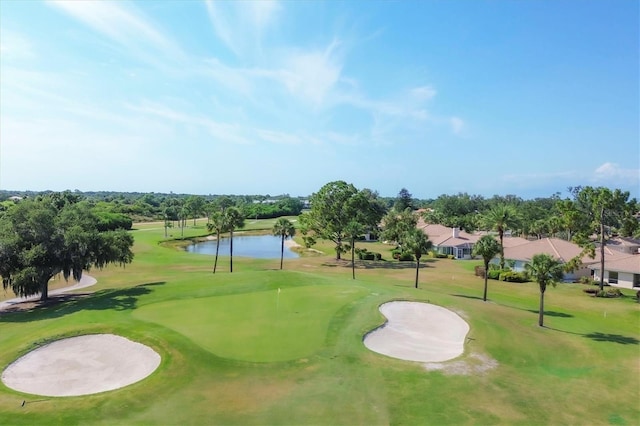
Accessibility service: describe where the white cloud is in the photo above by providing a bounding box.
[47,0,179,56]
[450,117,464,135]
[127,101,253,145]
[205,0,280,58]
[410,85,437,101]
[593,162,640,185]
[0,30,35,60]
[279,40,343,106]
[256,129,301,145]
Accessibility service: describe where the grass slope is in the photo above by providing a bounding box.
[0,218,638,425]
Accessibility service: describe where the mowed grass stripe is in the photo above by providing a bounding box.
[134,284,370,362]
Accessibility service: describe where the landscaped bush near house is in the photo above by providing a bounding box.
[487,269,502,280]
[357,249,382,261]
[579,276,598,286]
[398,253,414,261]
[391,248,402,259]
[447,255,455,260]
[498,271,529,283]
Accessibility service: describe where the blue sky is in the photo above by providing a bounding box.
[1,0,638,199]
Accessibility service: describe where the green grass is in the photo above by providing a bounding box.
[0,218,638,425]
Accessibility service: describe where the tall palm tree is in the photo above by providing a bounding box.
[525,253,564,327]
[472,235,501,301]
[403,228,433,289]
[206,211,227,274]
[481,204,520,269]
[344,220,365,280]
[272,218,296,270]
[224,207,245,273]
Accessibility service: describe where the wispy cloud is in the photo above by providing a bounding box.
[47,0,180,56]
[278,40,343,106]
[127,101,253,146]
[205,0,280,58]
[450,117,465,135]
[0,30,35,60]
[592,162,640,186]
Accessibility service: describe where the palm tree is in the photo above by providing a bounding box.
[525,253,564,327]
[481,204,520,269]
[272,218,296,270]
[344,220,365,280]
[403,228,433,289]
[472,235,501,301]
[206,211,227,274]
[224,207,245,273]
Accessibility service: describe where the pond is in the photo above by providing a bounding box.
[184,235,299,259]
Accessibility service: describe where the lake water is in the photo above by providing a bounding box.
[184,235,299,259]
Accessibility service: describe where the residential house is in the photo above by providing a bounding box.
[500,237,628,282]
[420,223,480,259]
[589,254,640,289]
[603,237,640,255]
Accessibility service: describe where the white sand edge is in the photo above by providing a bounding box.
[2,334,161,397]
[364,301,470,363]
[0,274,97,311]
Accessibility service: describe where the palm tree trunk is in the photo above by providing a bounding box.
[280,234,285,270]
[213,231,220,274]
[499,229,505,270]
[483,260,489,301]
[415,257,420,288]
[230,230,234,273]
[351,238,355,280]
[599,208,605,291]
[538,287,545,327]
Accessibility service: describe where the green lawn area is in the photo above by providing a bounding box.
[0,218,638,425]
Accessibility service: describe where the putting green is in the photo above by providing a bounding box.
[133,285,369,362]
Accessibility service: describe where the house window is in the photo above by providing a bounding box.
[608,271,618,284]
[633,274,640,288]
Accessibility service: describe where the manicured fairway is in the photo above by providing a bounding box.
[0,219,638,425]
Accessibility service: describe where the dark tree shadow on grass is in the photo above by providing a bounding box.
[321,260,433,270]
[452,294,486,301]
[545,327,639,345]
[527,310,574,318]
[583,332,639,345]
[0,282,164,323]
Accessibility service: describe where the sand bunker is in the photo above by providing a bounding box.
[2,334,161,397]
[364,301,469,363]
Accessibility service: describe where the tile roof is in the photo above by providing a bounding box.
[588,254,640,274]
[503,237,628,265]
[420,224,481,247]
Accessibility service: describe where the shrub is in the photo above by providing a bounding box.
[498,271,529,283]
[447,255,455,260]
[605,288,622,298]
[579,276,595,285]
[398,253,414,261]
[391,248,402,259]
[435,253,448,259]
[487,270,502,280]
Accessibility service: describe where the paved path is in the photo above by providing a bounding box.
[0,274,97,311]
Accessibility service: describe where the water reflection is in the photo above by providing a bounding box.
[185,235,299,259]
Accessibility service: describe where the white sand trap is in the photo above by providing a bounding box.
[364,301,469,363]
[2,334,161,397]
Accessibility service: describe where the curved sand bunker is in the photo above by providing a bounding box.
[364,301,469,363]
[2,334,161,397]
